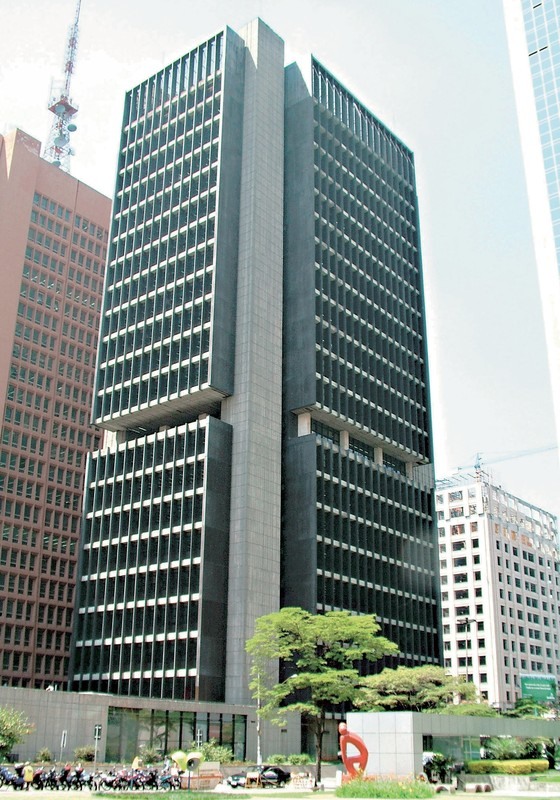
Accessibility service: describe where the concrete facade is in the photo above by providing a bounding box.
[436,471,560,709]
[0,129,110,689]
[221,19,285,707]
[282,58,440,668]
[347,710,560,777]
[70,18,439,730]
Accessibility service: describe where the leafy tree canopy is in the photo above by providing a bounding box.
[0,706,33,758]
[246,607,398,783]
[502,697,548,718]
[442,701,498,717]
[355,665,478,712]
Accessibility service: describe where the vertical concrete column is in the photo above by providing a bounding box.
[221,20,285,705]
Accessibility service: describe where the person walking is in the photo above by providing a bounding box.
[23,762,34,791]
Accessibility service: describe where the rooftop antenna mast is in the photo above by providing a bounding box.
[43,0,82,172]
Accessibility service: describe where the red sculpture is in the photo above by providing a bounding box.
[338,722,368,777]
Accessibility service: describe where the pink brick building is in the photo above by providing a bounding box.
[0,128,111,688]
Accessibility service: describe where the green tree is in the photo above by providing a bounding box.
[245,607,398,785]
[355,665,478,712]
[0,706,33,759]
[503,697,548,718]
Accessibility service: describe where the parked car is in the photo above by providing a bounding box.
[226,765,291,788]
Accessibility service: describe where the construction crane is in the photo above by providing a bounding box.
[456,444,558,473]
[43,0,82,172]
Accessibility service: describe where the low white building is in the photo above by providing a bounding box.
[436,471,560,710]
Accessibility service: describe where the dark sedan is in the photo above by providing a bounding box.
[226,765,291,788]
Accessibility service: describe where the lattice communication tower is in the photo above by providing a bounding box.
[43,0,82,172]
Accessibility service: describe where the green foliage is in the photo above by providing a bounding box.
[185,738,234,764]
[523,737,554,761]
[246,607,398,784]
[440,702,498,717]
[266,752,313,765]
[35,747,53,762]
[286,753,313,765]
[423,753,453,783]
[336,777,435,798]
[483,736,552,761]
[467,759,549,775]
[0,706,33,758]
[74,745,96,762]
[356,665,477,712]
[503,697,548,718]
[266,753,287,765]
[138,745,162,764]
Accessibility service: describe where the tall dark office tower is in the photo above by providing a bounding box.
[71,19,439,705]
[282,61,439,663]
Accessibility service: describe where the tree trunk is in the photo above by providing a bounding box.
[314,709,326,786]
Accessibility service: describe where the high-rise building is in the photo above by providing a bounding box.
[0,128,110,688]
[503,0,560,448]
[436,471,560,709]
[282,61,439,667]
[70,19,440,706]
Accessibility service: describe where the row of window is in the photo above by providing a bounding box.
[45,510,81,535]
[1,624,32,647]
[14,322,56,351]
[37,603,72,627]
[41,532,77,554]
[125,33,222,125]
[36,628,72,650]
[0,500,40,524]
[0,572,35,596]
[1,651,31,674]
[118,113,221,196]
[1,524,37,547]
[17,300,58,332]
[0,475,41,501]
[32,193,70,221]
[3,406,47,434]
[0,598,32,621]
[312,59,415,184]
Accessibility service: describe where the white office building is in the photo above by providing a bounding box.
[436,471,560,709]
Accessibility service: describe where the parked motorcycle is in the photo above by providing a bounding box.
[43,767,61,790]
[158,770,181,791]
[0,766,17,789]
[32,766,45,789]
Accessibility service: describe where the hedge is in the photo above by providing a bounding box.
[466,759,549,775]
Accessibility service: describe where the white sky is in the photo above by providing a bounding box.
[2,0,559,517]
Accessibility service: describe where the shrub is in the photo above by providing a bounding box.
[336,777,435,798]
[264,753,312,765]
[35,747,53,762]
[138,745,161,764]
[466,759,549,775]
[287,753,313,765]
[185,738,234,764]
[74,745,96,762]
[267,754,287,765]
[483,737,524,760]
[424,753,453,782]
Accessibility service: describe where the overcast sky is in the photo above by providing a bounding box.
[2,0,559,517]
